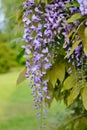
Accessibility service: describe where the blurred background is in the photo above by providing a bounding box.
[0,0,67,130]
[0,0,25,74]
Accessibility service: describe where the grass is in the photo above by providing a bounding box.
[0,68,66,130]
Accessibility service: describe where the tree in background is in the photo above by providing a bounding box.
[0,0,25,73]
[2,0,23,40]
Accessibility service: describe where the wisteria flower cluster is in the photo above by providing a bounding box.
[22,0,87,129]
[77,0,87,15]
[23,1,54,127]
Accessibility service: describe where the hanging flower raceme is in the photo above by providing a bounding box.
[23,0,53,128]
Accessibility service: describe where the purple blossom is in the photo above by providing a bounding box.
[77,0,87,15]
[23,0,52,123]
[42,48,48,53]
[44,63,52,70]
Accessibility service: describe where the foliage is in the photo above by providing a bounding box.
[0,31,8,43]
[0,43,17,73]
[2,0,23,40]
[2,0,25,66]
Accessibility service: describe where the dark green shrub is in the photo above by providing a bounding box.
[0,43,17,73]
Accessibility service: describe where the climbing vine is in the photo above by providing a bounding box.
[17,0,87,129]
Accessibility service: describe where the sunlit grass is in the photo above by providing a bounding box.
[0,71,18,116]
[0,68,66,130]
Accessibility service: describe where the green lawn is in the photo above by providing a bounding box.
[0,68,66,130]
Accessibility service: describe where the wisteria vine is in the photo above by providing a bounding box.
[23,0,87,129]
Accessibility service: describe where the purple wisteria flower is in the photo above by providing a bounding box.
[23,1,53,125]
[77,0,87,15]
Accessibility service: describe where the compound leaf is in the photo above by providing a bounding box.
[82,87,87,110]
[67,86,81,106]
[49,63,65,87]
[66,13,81,23]
[16,68,26,85]
[62,74,76,92]
[65,39,81,58]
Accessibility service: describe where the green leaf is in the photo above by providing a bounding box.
[49,63,65,87]
[64,29,74,46]
[16,9,24,25]
[67,86,81,106]
[34,0,40,5]
[81,87,87,110]
[62,75,76,92]
[47,0,53,3]
[66,1,79,8]
[78,24,87,56]
[78,23,85,42]
[34,0,53,4]
[55,63,65,82]
[49,68,57,87]
[17,48,25,59]
[65,39,81,58]
[44,0,48,3]
[66,13,81,23]
[16,68,26,85]
[83,27,87,56]
[84,44,87,56]
[83,27,87,43]
[54,84,62,101]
